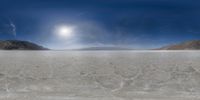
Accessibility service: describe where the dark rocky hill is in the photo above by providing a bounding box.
[0,40,48,50]
[158,40,200,50]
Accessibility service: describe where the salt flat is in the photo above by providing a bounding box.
[0,50,200,100]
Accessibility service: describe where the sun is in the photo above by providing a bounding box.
[56,25,74,38]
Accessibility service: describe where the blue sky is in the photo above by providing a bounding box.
[0,0,200,49]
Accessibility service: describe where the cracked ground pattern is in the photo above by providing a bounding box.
[0,51,200,100]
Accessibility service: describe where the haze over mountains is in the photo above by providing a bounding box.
[76,47,134,50]
[0,40,200,50]
[0,40,48,50]
[79,40,200,50]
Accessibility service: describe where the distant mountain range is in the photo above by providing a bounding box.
[0,40,200,50]
[158,40,200,50]
[76,47,134,50]
[80,40,200,50]
[0,40,48,50]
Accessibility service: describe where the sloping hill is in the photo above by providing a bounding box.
[158,40,200,50]
[0,40,48,50]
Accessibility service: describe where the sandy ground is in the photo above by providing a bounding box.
[0,50,200,100]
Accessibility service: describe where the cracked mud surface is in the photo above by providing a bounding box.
[0,50,200,100]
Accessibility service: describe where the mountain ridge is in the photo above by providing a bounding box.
[0,40,48,50]
[157,40,200,50]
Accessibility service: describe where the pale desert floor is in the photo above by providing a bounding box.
[0,50,200,100]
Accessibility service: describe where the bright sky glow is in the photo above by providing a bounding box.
[56,25,74,38]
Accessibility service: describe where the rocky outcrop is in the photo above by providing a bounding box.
[158,40,200,50]
[0,40,48,50]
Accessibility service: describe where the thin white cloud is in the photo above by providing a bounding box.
[9,19,16,37]
[0,18,16,37]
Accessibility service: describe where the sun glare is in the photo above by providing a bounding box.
[56,25,74,38]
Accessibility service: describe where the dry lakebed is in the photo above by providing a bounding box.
[0,50,200,100]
